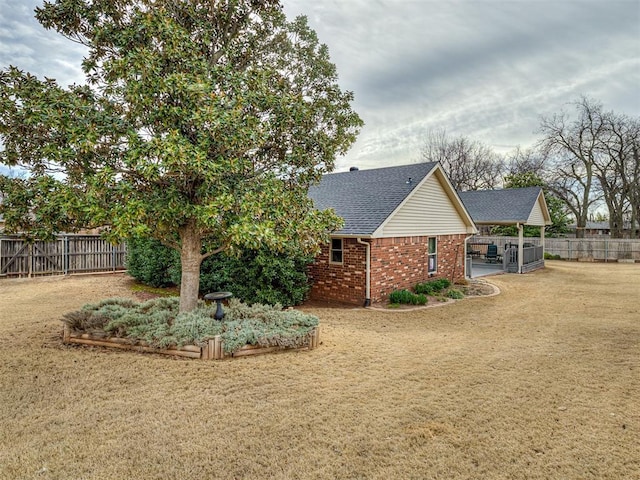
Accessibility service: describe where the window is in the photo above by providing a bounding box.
[428,237,437,273]
[330,238,343,264]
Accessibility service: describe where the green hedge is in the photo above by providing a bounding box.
[126,238,313,307]
[126,238,177,288]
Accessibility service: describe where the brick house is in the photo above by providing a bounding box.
[307,162,477,305]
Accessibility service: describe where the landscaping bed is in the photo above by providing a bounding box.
[62,325,320,359]
[386,277,485,308]
[61,297,320,360]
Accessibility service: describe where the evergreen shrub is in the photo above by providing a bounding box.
[414,278,451,295]
[126,237,313,306]
[446,288,464,300]
[389,289,428,305]
[126,238,177,287]
[186,249,314,307]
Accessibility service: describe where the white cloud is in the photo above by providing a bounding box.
[1,0,638,172]
[284,0,640,170]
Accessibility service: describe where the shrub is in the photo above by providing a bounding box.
[126,237,313,306]
[446,289,464,300]
[191,249,314,307]
[544,252,562,260]
[389,289,428,305]
[414,278,451,295]
[126,238,177,287]
[220,300,318,353]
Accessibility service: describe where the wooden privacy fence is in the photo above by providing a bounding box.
[0,235,127,277]
[475,236,640,263]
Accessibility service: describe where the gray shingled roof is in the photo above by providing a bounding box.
[458,186,543,224]
[568,220,638,230]
[308,162,439,235]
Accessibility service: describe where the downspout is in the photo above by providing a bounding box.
[357,238,371,307]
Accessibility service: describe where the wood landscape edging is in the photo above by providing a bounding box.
[62,325,320,360]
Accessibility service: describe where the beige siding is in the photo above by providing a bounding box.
[378,175,469,237]
[527,196,547,226]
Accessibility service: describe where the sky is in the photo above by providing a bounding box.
[1,0,639,174]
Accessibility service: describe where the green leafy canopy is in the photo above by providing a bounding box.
[0,0,362,310]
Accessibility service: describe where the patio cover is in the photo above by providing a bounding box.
[457,186,551,227]
[458,187,552,273]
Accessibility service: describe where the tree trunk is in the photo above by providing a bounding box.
[609,211,625,239]
[575,214,587,239]
[178,220,203,312]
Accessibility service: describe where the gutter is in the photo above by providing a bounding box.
[356,238,371,307]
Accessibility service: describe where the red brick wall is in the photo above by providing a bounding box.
[308,234,468,305]
[369,234,467,303]
[307,238,367,305]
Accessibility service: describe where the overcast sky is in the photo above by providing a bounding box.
[1,0,639,174]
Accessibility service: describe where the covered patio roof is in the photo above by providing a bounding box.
[458,186,551,227]
[458,186,552,275]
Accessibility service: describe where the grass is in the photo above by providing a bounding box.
[0,263,638,479]
[129,282,179,298]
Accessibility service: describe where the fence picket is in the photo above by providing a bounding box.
[474,236,640,262]
[0,235,127,277]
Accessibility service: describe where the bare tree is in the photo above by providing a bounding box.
[504,146,548,178]
[539,97,640,238]
[420,129,504,191]
[631,141,640,237]
[538,97,603,238]
[597,112,640,238]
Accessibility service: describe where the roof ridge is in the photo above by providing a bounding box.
[325,161,438,177]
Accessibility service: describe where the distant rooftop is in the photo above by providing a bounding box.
[568,221,638,230]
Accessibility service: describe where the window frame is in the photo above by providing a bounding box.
[330,238,344,264]
[427,237,437,273]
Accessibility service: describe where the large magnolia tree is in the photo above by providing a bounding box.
[0,0,362,311]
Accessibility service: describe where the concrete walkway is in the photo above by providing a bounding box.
[470,259,504,278]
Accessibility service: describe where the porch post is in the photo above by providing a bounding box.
[540,226,546,260]
[518,223,524,274]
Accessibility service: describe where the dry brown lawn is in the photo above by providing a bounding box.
[0,261,638,479]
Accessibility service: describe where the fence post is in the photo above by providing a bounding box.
[27,243,32,277]
[64,235,69,275]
